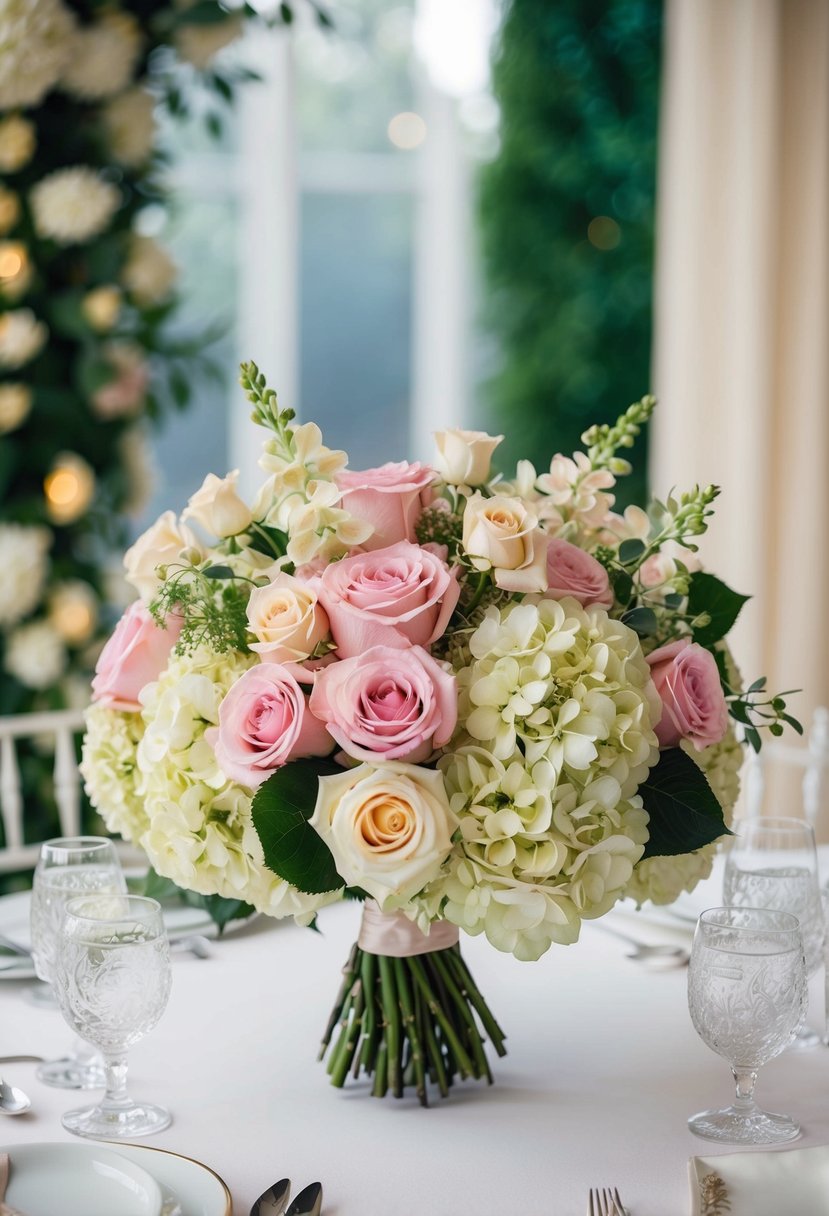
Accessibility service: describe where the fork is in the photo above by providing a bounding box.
[587,1187,626,1216]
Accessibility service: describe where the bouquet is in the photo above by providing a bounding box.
[82,362,797,1105]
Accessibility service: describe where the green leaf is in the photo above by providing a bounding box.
[141,867,182,903]
[781,713,804,736]
[252,758,345,895]
[640,748,729,859]
[611,568,633,607]
[687,572,750,647]
[728,700,751,725]
[618,538,646,565]
[621,605,657,637]
[203,565,236,579]
[184,892,255,934]
[663,593,684,610]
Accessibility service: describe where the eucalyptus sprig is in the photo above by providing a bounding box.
[149,559,254,655]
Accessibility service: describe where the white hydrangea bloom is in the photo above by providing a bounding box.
[121,235,176,306]
[30,167,119,245]
[0,307,46,368]
[0,522,50,625]
[624,725,743,907]
[103,86,156,167]
[429,597,661,960]
[5,618,66,688]
[81,704,148,843]
[61,12,141,100]
[136,645,338,923]
[0,0,74,109]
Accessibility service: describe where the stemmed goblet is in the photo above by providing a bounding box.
[54,893,172,1139]
[722,816,824,1048]
[687,906,807,1144]
[30,836,127,1088]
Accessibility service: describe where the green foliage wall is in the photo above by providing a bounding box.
[480,0,663,502]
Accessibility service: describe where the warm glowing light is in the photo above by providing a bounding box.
[50,581,97,644]
[387,112,427,150]
[0,246,23,278]
[587,216,621,251]
[44,453,95,524]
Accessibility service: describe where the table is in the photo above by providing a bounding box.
[2,891,828,1216]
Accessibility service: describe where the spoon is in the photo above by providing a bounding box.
[250,1178,291,1216]
[286,1183,322,1216]
[170,935,212,960]
[0,1078,31,1115]
[589,920,690,968]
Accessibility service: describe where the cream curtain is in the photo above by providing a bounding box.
[651,0,829,833]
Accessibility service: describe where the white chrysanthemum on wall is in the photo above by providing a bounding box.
[0,307,46,368]
[121,234,176,306]
[61,11,141,100]
[30,167,119,245]
[103,86,156,167]
[0,0,75,109]
[428,596,661,960]
[174,13,244,70]
[5,618,66,689]
[0,114,35,173]
[624,726,744,907]
[0,522,50,626]
[136,645,337,923]
[81,704,148,844]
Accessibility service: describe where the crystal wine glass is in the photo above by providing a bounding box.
[687,906,807,1144]
[30,836,127,1088]
[722,816,824,1048]
[54,893,172,1139]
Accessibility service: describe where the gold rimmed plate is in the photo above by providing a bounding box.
[117,1144,232,1216]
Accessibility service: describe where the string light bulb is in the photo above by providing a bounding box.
[44,452,96,525]
[49,580,98,645]
[0,241,31,300]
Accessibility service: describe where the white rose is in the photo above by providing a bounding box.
[121,235,176,307]
[310,762,458,909]
[462,492,548,594]
[0,308,47,369]
[247,573,329,662]
[124,510,201,602]
[103,86,155,167]
[434,427,503,486]
[61,12,142,101]
[181,469,252,538]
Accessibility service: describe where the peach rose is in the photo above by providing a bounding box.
[91,600,182,711]
[316,540,460,658]
[646,638,729,751]
[462,492,548,594]
[337,460,435,551]
[434,427,503,486]
[309,644,457,764]
[206,664,333,789]
[182,469,253,539]
[543,538,613,608]
[247,573,329,663]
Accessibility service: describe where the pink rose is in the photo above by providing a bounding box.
[646,639,729,751]
[543,538,613,608]
[310,644,457,764]
[206,665,333,790]
[91,601,182,712]
[316,540,460,658]
[337,461,435,551]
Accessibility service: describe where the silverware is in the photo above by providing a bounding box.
[250,1178,291,1216]
[589,920,690,968]
[0,1078,31,1116]
[587,1187,626,1216]
[286,1182,322,1216]
[170,934,212,960]
[0,1057,44,1065]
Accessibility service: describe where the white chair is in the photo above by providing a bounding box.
[742,706,829,829]
[0,707,89,874]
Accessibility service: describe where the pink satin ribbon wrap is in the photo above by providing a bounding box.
[358,900,459,958]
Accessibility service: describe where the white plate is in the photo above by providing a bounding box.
[0,888,252,981]
[1,1142,163,1216]
[111,1144,232,1216]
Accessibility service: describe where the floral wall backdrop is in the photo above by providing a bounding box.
[0,0,318,856]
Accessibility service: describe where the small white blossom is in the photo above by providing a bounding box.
[30,167,119,245]
[0,307,46,368]
[0,0,74,109]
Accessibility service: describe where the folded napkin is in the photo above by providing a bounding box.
[689,1143,829,1215]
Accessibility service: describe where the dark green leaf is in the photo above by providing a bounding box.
[728,700,750,725]
[184,892,255,934]
[640,748,729,859]
[745,726,761,753]
[279,2,294,22]
[621,605,657,637]
[781,713,804,736]
[142,867,186,903]
[618,538,646,565]
[611,568,633,607]
[252,759,345,895]
[748,676,767,693]
[663,593,684,610]
[687,572,750,647]
[203,565,236,579]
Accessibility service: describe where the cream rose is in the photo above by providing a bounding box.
[247,573,330,662]
[310,762,458,909]
[434,428,503,486]
[181,469,252,538]
[123,510,201,602]
[462,492,548,594]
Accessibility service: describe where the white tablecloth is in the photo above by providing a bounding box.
[2,897,828,1216]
